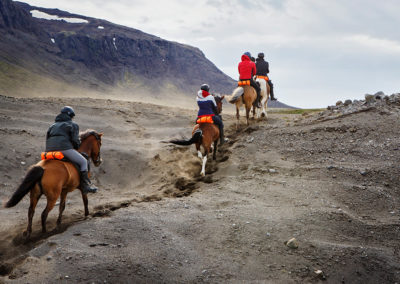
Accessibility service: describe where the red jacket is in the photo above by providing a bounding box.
[238,54,256,79]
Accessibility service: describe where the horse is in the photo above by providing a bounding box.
[169,95,224,176]
[255,76,271,118]
[5,129,103,238]
[225,84,257,129]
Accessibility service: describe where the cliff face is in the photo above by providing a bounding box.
[0,0,236,99]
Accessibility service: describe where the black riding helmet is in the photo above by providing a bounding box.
[61,106,75,118]
[200,84,210,92]
[258,52,264,59]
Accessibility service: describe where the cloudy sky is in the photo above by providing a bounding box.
[22,0,400,108]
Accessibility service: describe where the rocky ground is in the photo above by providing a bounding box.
[0,94,399,283]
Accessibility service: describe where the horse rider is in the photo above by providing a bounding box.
[256,52,277,101]
[197,84,227,145]
[238,51,262,108]
[45,106,98,193]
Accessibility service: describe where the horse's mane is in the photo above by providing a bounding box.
[80,129,100,141]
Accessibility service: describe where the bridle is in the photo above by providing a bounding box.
[91,132,102,165]
[81,132,102,166]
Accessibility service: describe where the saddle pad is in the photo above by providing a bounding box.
[238,80,251,86]
[196,116,213,124]
[256,75,269,81]
[41,151,64,160]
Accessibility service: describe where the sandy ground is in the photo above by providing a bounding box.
[0,95,399,283]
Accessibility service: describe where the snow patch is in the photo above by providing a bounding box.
[113,37,117,50]
[98,26,104,29]
[30,10,88,24]
[51,38,55,43]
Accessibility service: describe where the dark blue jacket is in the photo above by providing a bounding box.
[255,58,269,76]
[197,90,217,117]
[46,113,80,151]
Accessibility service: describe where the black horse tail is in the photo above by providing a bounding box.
[5,166,44,208]
[170,129,202,146]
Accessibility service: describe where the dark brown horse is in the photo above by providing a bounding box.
[170,95,224,176]
[5,130,103,238]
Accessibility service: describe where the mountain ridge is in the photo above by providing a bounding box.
[0,0,293,108]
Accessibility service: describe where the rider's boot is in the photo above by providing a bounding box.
[219,127,228,145]
[254,90,262,108]
[269,81,277,101]
[80,171,98,194]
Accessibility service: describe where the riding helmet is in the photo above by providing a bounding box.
[258,52,264,58]
[61,106,75,117]
[200,84,210,92]
[243,51,251,58]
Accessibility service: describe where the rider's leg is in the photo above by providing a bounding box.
[250,79,262,107]
[212,115,226,144]
[61,149,97,193]
[268,80,277,101]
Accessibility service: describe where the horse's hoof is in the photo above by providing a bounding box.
[23,230,28,237]
[261,112,265,118]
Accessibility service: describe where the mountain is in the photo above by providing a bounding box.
[0,0,293,108]
[0,0,237,103]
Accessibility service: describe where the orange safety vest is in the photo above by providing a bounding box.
[41,151,65,160]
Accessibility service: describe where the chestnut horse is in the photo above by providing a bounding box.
[5,130,103,238]
[255,76,271,119]
[225,85,257,128]
[170,95,224,176]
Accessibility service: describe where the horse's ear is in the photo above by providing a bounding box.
[99,133,103,137]
[221,95,225,100]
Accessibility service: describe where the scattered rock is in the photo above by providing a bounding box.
[268,169,277,174]
[336,100,343,106]
[344,99,352,106]
[314,269,326,280]
[285,238,298,249]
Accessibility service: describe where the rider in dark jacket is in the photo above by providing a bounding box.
[197,84,227,145]
[46,106,97,193]
[256,52,277,101]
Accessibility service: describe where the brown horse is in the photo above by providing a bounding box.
[170,95,224,176]
[226,85,257,128]
[5,130,103,238]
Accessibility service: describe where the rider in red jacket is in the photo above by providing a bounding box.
[238,52,261,108]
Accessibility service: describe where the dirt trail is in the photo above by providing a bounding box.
[0,95,399,283]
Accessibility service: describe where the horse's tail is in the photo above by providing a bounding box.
[226,87,244,103]
[170,129,202,146]
[5,166,44,208]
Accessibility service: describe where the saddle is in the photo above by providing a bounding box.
[41,151,90,172]
[196,116,213,124]
[238,80,251,86]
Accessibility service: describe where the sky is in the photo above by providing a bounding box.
[21,0,400,108]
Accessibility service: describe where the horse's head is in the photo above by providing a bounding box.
[214,94,225,114]
[79,130,103,167]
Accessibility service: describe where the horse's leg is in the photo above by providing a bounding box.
[213,140,218,160]
[41,194,58,233]
[81,190,89,216]
[25,185,41,238]
[56,190,68,227]
[246,106,250,126]
[200,149,209,176]
[196,142,202,159]
[236,106,240,130]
